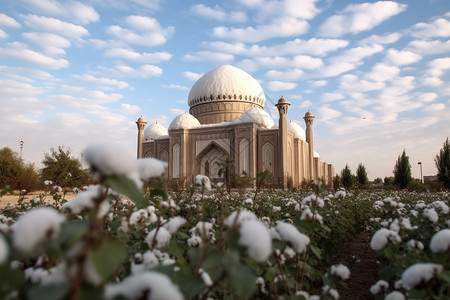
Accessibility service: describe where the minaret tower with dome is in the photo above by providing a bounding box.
[276,96,290,189]
[303,111,315,180]
[136,116,147,158]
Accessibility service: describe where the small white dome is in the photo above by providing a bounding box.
[314,151,320,158]
[168,113,201,130]
[288,121,306,140]
[144,123,168,141]
[233,107,274,128]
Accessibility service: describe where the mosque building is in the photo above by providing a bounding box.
[136,65,334,188]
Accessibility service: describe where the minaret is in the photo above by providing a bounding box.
[136,116,147,158]
[276,96,290,189]
[303,111,315,180]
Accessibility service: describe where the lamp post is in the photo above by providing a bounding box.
[19,140,24,161]
[418,162,423,183]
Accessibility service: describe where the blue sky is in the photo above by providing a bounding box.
[0,0,449,180]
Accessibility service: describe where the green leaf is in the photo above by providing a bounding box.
[224,252,256,299]
[57,220,89,246]
[437,271,450,283]
[90,239,127,282]
[105,175,148,209]
[27,284,69,300]
[309,244,322,259]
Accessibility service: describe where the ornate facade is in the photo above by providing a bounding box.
[136,65,334,188]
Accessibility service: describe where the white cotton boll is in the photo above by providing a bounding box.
[284,246,296,258]
[84,254,102,286]
[195,174,212,190]
[198,268,213,287]
[406,239,424,251]
[389,218,412,232]
[335,190,346,198]
[370,228,401,251]
[225,210,257,227]
[385,291,405,300]
[424,208,439,223]
[330,264,350,280]
[370,280,389,294]
[145,227,171,249]
[62,185,105,215]
[129,209,149,226]
[430,229,450,253]
[322,285,339,299]
[400,263,443,290]
[431,200,449,214]
[275,221,310,254]
[295,290,309,298]
[84,143,138,179]
[104,271,183,300]
[187,235,202,247]
[137,158,167,181]
[12,207,65,254]
[163,217,187,234]
[269,227,281,240]
[300,208,323,224]
[238,220,272,262]
[25,267,50,284]
[0,235,9,265]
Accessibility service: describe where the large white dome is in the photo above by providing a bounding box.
[233,107,274,128]
[144,122,168,141]
[188,65,266,124]
[168,113,201,130]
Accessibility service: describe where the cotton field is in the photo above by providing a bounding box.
[0,150,448,299]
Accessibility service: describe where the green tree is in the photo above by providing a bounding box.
[384,176,394,186]
[40,146,89,188]
[0,147,39,191]
[435,137,450,188]
[373,177,383,184]
[393,149,412,189]
[341,164,353,188]
[356,163,369,185]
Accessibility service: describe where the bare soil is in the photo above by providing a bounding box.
[0,191,74,208]
[334,231,378,299]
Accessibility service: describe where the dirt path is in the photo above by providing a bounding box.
[0,191,74,208]
[333,231,378,300]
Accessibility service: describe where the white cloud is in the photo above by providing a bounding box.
[190,4,247,22]
[20,0,99,24]
[213,18,309,43]
[410,17,450,39]
[425,103,446,113]
[267,81,297,91]
[0,29,7,39]
[339,74,385,92]
[299,100,312,108]
[385,49,422,65]
[358,32,401,45]
[0,47,68,69]
[183,71,203,81]
[321,92,344,102]
[318,105,341,121]
[318,1,407,37]
[0,66,52,82]
[106,23,174,46]
[310,80,328,87]
[321,44,384,77]
[366,63,400,82]
[22,32,71,56]
[408,39,450,55]
[169,108,186,115]
[418,92,438,103]
[184,51,234,63]
[266,69,304,81]
[114,65,163,77]
[206,38,348,57]
[121,103,140,114]
[163,84,189,91]
[74,74,129,89]
[256,55,323,70]
[22,14,89,40]
[105,48,172,63]
[0,13,21,27]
